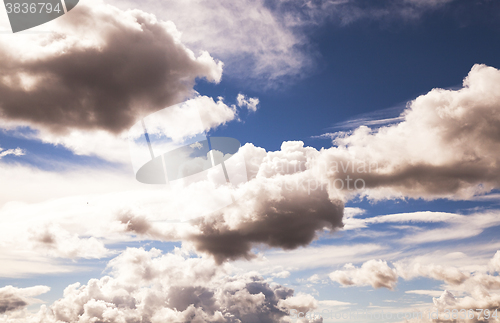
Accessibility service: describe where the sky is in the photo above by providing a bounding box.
[0,0,500,322]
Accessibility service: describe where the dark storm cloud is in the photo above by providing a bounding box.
[188,180,344,263]
[0,0,222,134]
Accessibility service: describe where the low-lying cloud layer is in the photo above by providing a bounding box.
[329,251,500,322]
[0,248,318,323]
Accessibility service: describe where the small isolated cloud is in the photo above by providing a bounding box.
[0,147,24,159]
[395,261,470,286]
[0,285,50,314]
[432,290,457,308]
[278,293,318,314]
[273,270,291,279]
[318,300,353,307]
[329,259,398,290]
[307,274,321,283]
[237,93,259,112]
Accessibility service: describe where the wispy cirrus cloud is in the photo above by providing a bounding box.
[104,0,459,86]
[343,210,500,245]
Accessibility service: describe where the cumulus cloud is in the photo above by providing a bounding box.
[185,142,344,263]
[0,147,24,159]
[188,181,343,263]
[7,63,500,270]
[15,94,242,164]
[406,288,500,323]
[237,93,259,112]
[0,285,50,314]
[0,140,345,271]
[315,64,500,200]
[330,250,500,322]
[395,261,470,286]
[4,65,500,273]
[0,248,319,323]
[0,0,222,135]
[118,141,344,263]
[491,251,500,272]
[278,293,318,314]
[6,75,500,269]
[130,94,240,144]
[329,259,398,290]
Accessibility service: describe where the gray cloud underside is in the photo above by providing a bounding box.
[0,0,221,134]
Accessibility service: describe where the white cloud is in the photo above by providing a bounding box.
[0,147,24,159]
[101,0,458,86]
[329,259,398,290]
[28,224,110,259]
[318,300,353,307]
[0,285,50,314]
[398,211,500,245]
[405,290,444,297]
[315,64,500,200]
[278,293,318,314]
[343,210,500,245]
[0,140,345,273]
[395,261,470,286]
[107,0,312,83]
[325,251,500,323]
[5,94,250,165]
[491,251,500,273]
[237,93,260,112]
[5,64,500,274]
[0,247,319,323]
[273,271,291,279]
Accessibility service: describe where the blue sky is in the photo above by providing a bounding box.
[1,0,500,322]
